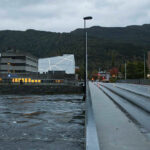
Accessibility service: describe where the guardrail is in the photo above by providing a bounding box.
[117,79,150,85]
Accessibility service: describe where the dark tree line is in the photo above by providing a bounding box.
[0,25,150,75]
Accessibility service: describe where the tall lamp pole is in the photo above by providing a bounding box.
[125,61,127,80]
[83,16,92,99]
[144,52,146,79]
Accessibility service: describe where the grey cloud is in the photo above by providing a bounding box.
[0,0,150,32]
[0,0,43,7]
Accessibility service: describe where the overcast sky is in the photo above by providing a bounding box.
[0,0,150,32]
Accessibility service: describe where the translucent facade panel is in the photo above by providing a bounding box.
[38,54,75,74]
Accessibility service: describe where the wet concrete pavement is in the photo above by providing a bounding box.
[89,82,150,150]
[0,95,85,150]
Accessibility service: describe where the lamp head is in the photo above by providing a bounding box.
[83,16,93,20]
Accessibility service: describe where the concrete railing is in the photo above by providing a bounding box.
[86,82,100,150]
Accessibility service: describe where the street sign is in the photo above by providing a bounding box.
[8,74,18,78]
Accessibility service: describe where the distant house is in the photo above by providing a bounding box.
[98,71,110,81]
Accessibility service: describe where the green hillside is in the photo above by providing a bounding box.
[0,24,150,72]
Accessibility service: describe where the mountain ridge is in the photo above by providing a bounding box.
[0,24,150,72]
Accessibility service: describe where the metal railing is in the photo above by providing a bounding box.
[117,79,150,85]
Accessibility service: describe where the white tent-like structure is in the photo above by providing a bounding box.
[38,54,75,74]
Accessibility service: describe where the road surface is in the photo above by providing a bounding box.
[89,82,150,150]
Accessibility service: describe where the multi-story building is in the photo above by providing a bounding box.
[0,50,38,73]
[0,52,77,84]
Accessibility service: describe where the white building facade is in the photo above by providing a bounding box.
[38,54,75,74]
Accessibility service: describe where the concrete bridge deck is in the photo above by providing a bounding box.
[86,82,150,150]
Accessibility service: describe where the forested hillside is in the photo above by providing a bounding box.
[0,24,150,72]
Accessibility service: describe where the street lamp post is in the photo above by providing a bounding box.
[144,53,146,79]
[83,16,92,99]
[125,61,127,80]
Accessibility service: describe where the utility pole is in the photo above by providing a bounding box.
[125,62,127,80]
[144,53,146,79]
